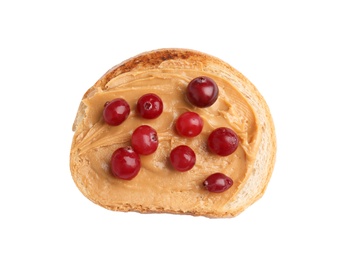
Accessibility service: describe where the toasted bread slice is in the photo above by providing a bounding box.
[70,49,276,218]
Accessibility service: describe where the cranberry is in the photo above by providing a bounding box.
[111,147,141,180]
[137,93,163,119]
[131,125,158,155]
[208,127,239,156]
[103,98,130,126]
[175,112,203,137]
[186,76,219,107]
[203,173,233,193]
[170,145,196,172]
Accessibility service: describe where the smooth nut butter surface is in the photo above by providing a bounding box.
[71,63,261,213]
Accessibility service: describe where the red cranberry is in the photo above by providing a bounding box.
[103,98,130,126]
[175,112,203,137]
[208,127,239,156]
[137,93,163,119]
[110,147,141,180]
[170,145,196,172]
[131,125,158,155]
[203,173,233,193]
[186,76,219,107]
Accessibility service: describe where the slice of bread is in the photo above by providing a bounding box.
[70,48,276,218]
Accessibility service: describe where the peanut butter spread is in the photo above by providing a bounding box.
[71,63,261,213]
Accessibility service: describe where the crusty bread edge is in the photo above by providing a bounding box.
[70,48,276,218]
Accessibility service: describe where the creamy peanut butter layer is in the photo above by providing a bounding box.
[71,66,260,212]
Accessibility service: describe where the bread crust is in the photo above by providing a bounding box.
[70,48,276,217]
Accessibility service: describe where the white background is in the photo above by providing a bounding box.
[1,1,346,259]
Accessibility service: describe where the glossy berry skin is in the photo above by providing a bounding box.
[175,112,203,137]
[170,145,196,172]
[103,98,130,126]
[203,173,233,193]
[131,125,158,155]
[208,127,239,156]
[137,93,163,119]
[111,147,141,180]
[187,76,219,107]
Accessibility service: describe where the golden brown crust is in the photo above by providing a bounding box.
[70,48,276,218]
